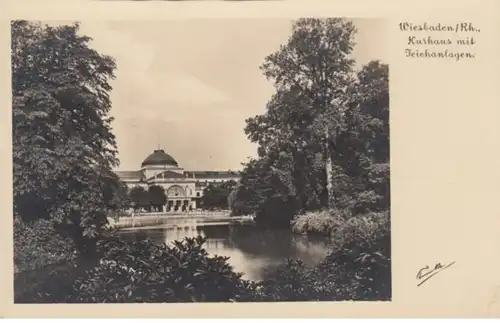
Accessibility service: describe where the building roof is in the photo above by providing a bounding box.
[141,149,178,167]
[150,170,186,180]
[185,170,241,179]
[115,170,145,181]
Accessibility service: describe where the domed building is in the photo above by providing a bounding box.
[115,149,240,212]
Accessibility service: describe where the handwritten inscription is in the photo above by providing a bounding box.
[399,22,480,61]
[416,261,456,287]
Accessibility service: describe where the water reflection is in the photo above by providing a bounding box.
[119,217,333,281]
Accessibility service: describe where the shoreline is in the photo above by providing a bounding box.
[108,213,255,230]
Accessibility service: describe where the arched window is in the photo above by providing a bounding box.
[167,185,185,197]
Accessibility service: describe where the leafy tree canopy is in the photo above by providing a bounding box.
[12,20,124,254]
[148,185,167,212]
[201,180,237,210]
[232,18,389,227]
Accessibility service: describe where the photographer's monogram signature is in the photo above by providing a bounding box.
[416,261,456,287]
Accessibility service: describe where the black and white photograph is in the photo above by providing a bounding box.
[12,18,390,303]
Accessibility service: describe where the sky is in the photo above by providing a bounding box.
[65,19,387,171]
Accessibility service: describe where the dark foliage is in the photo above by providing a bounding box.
[128,186,148,210]
[230,18,390,227]
[15,236,252,303]
[200,180,237,210]
[13,215,77,273]
[127,185,169,212]
[148,185,167,212]
[11,20,127,254]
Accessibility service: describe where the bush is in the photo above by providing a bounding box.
[73,236,255,303]
[14,260,90,303]
[317,210,391,300]
[252,259,329,301]
[285,210,391,301]
[15,235,257,303]
[330,211,390,253]
[291,209,389,250]
[291,209,347,236]
[315,233,391,301]
[14,216,77,272]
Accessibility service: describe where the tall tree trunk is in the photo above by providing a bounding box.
[325,129,336,210]
[292,148,306,212]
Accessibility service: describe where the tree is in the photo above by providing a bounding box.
[128,186,143,210]
[12,20,119,255]
[234,19,389,227]
[243,88,327,216]
[339,60,389,212]
[235,18,358,226]
[148,185,167,212]
[128,186,148,211]
[227,183,242,215]
[101,170,130,211]
[201,181,237,210]
[260,18,358,210]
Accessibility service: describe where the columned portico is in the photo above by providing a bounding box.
[165,199,194,212]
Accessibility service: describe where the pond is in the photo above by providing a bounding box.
[118,217,334,281]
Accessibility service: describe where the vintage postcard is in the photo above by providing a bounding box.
[1,0,500,318]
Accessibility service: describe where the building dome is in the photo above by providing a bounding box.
[141,149,178,168]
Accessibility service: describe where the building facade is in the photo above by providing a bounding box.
[115,149,240,212]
